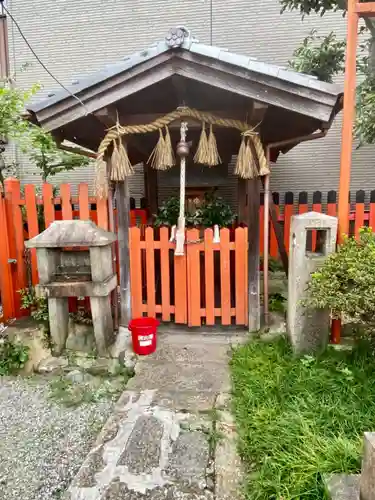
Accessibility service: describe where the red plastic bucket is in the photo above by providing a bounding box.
[128,317,159,355]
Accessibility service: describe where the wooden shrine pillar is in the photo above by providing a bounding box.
[116,178,132,327]
[237,177,248,225]
[239,177,260,331]
[144,163,158,219]
[247,178,261,331]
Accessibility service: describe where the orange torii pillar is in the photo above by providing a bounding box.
[333,0,375,343]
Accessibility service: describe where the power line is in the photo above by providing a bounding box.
[0,1,89,114]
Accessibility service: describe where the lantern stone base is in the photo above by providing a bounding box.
[41,294,115,357]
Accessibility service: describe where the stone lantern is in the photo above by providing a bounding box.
[26,220,117,356]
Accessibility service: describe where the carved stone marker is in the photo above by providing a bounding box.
[287,212,337,354]
[360,432,375,500]
[26,220,117,356]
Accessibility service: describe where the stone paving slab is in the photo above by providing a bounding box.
[150,389,217,413]
[65,390,212,500]
[146,337,231,365]
[128,361,230,395]
[64,333,243,500]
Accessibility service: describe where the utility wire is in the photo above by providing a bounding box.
[0,1,89,114]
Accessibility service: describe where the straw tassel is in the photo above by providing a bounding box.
[110,138,134,181]
[148,129,168,170]
[94,158,109,199]
[235,136,247,178]
[253,135,270,176]
[194,122,209,164]
[247,139,259,179]
[118,139,134,177]
[163,126,175,169]
[234,136,258,179]
[206,124,221,166]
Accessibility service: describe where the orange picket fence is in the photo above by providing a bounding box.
[1,180,374,327]
[263,189,374,258]
[129,226,249,327]
[0,179,110,323]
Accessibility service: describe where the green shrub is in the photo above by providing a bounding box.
[154,197,199,227]
[0,338,29,375]
[269,292,286,313]
[198,191,236,228]
[306,227,375,330]
[154,192,236,228]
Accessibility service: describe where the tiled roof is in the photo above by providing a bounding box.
[29,26,342,113]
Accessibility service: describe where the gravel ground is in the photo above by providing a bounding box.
[0,375,114,500]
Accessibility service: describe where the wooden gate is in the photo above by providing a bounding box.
[129,226,249,327]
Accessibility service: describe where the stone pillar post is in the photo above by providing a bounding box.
[89,245,114,355]
[48,297,69,355]
[360,432,375,500]
[287,212,337,354]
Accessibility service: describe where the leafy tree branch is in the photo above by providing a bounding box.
[0,80,90,184]
[281,0,375,145]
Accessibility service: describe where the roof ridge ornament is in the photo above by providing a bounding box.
[165,26,191,48]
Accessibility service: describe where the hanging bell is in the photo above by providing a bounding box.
[176,140,191,158]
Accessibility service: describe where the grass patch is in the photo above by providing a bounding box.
[230,337,375,500]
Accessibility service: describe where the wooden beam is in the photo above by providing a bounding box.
[58,143,97,158]
[250,102,268,124]
[247,178,260,331]
[356,2,375,15]
[95,106,154,159]
[94,106,117,127]
[107,110,249,129]
[171,74,189,106]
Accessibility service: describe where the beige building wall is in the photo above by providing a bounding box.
[5,0,374,206]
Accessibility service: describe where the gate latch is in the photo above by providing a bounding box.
[8,258,17,264]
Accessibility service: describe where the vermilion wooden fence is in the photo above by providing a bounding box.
[262,189,374,258]
[0,181,374,325]
[0,179,110,322]
[129,226,249,327]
